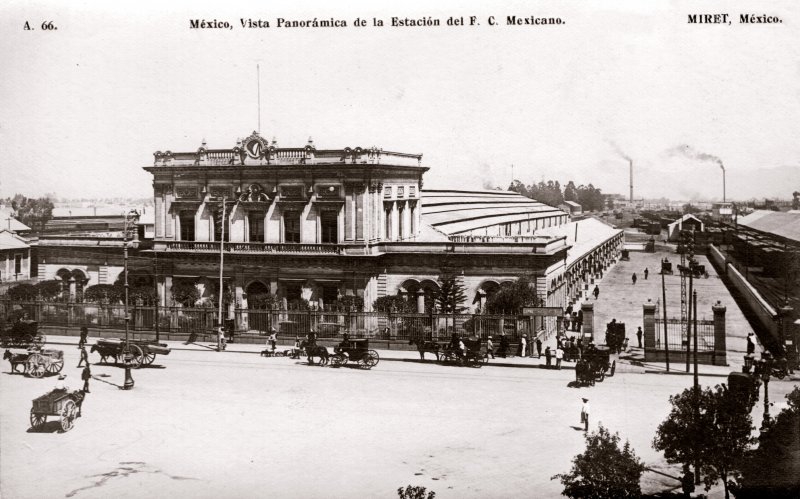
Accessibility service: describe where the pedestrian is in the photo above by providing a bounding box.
[644,267,649,280]
[457,337,467,359]
[746,333,755,355]
[520,334,527,358]
[217,326,226,351]
[536,337,543,358]
[581,398,590,431]
[622,337,629,352]
[54,374,68,391]
[81,365,91,393]
[499,333,509,358]
[486,336,495,359]
[632,272,637,285]
[78,326,88,349]
[268,327,278,353]
[545,346,552,368]
[593,285,600,300]
[77,346,89,368]
[636,326,643,348]
[556,345,564,369]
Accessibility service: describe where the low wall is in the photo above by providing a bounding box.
[645,350,724,366]
[707,244,778,341]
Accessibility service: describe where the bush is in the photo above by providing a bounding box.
[35,280,63,300]
[397,485,435,499]
[172,281,200,307]
[484,276,542,314]
[248,292,279,309]
[84,284,125,304]
[7,283,38,301]
[373,294,416,313]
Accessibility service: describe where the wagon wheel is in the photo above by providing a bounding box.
[122,344,144,369]
[47,357,64,374]
[330,353,345,367]
[598,370,606,382]
[609,360,616,377]
[30,409,47,431]
[60,399,77,432]
[26,353,46,378]
[361,350,379,369]
[142,352,156,365]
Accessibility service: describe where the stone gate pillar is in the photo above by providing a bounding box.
[643,300,656,352]
[712,301,727,366]
[580,301,594,340]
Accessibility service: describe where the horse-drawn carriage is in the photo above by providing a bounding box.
[30,388,84,432]
[4,348,64,377]
[677,261,708,279]
[91,338,171,368]
[330,338,380,369]
[661,259,673,275]
[1,314,45,350]
[575,346,615,385]
[439,338,487,368]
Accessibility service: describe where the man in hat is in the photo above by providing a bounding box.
[81,365,91,393]
[78,326,89,349]
[536,336,543,358]
[268,327,278,353]
[746,332,755,355]
[486,336,495,359]
[499,332,509,358]
[545,346,552,368]
[54,374,68,391]
[520,334,527,358]
[581,398,590,431]
[636,326,643,349]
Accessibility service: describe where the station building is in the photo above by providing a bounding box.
[35,132,623,324]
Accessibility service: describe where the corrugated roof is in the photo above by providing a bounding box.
[0,230,30,250]
[0,208,32,232]
[420,189,562,235]
[537,218,622,267]
[738,210,800,243]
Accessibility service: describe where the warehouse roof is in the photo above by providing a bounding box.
[738,210,800,243]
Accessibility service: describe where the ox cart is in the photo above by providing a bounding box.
[4,348,64,377]
[1,315,46,350]
[92,338,171,368]
[439,338,487,368]
[30,389,85,432]
[575,346,615,385]
[330,338,380,369]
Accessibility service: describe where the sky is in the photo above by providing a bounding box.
[1,0,798,202]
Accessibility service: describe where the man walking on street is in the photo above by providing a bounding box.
[499,333,509,358]
[545,346,552,368]
[636,326,643,348]
[81,365,91,393]
[536,336,543,358]
[632,272,638,285]
[77,346,89,368]
[581,398,590,431]
[486,336,495,359]
[556,345,564,369]
[520,334,527,358]
[644,267,649,280]
[592,285,599,300]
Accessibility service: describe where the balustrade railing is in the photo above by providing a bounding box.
[160,241,343,254]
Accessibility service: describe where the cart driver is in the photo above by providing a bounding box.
[457,337,467,358]
[336,333,352,355]
[306,330,317,347]
[268,327,278,352]
[54,374,68,391]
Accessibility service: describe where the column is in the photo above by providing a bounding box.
[580,301,594,340]
[416,289,425,314]
[712,301,727,366]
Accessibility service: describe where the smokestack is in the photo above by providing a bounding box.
[720,164,726,203]
[629,160,633,203]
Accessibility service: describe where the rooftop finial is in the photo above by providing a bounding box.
[308,136,314,146]
[201,138,207,148]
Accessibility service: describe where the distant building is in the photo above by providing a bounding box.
[559,201,582,216]
[0,207,32,235]
[667,214,705,242]
[712,202,733,222]
[0,230,31,283]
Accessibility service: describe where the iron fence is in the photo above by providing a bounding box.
[1,298,547,341]
[653,318,715,351]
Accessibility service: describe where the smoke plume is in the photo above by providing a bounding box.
[607,140,631,161]
[670,144,725,171]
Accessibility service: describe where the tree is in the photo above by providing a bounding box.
[336,295,364,312]
[564,181,579,202]
[9,194,54,232]
[553,424,646,499]
[35,280,64,300]
[7,283,38,301]
[248,292,279,309]
[653,385,756,499]
[397,485,435,499]
[373,294,416,313]
[484,276,542,314]
[171,281,200,307]
[734,387,800,498]
[435,272,467,313]
[83,284,125,304]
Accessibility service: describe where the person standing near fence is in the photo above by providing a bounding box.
[545,346,552,368]
[555,345,564,369]
[78,326,88,349]
[536,336,543,358]
[499,333,509,358]
[636,326,643,348]
[81,365,91,393]
[486,336,495,359]
[520,334,527,358]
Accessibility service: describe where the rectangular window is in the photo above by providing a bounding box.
[397,186,405,198]
[284,282,302,302]
[320,210,338,244]
[179,211,195,241]
[15,254,22,274]
[409,186,416,198]
[284,211,301,243]
[384,186,392,199]
[248,212,265,242]
[322,284,339,305]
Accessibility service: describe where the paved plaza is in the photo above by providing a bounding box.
[1,339,797,499]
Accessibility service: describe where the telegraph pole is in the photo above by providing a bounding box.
[122,209,138,390]
[154,251,160,343]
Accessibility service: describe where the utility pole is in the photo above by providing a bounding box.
[662,270,670,371]
[693,290,698,389]
[122,209,138,390]
[154,251,160,343]
[217,197,226,351]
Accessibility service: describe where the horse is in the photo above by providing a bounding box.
[299,340,329,366]
[4,349,28,373]
[408,336,441,361]
[90,344,118,364]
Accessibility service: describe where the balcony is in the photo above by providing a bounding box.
[156,241,344,255]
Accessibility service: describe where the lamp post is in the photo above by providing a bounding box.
[122,209,140,390]
[758,353,773,430]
